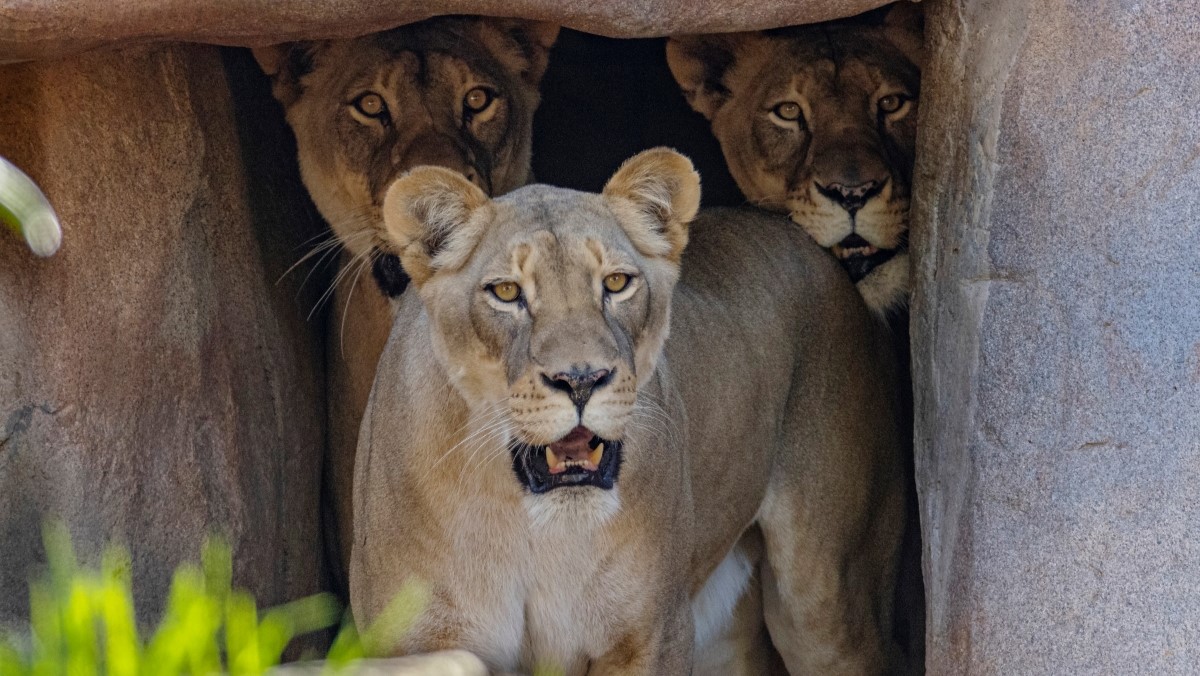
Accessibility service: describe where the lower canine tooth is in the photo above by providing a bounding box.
[588,443,604,468]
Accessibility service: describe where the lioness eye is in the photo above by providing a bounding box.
[464,87,495,114]
[772,101,803,123]
[603,273,630,294]
[490,281,521,303]
[878,94,907,114]
[352,92,388,120]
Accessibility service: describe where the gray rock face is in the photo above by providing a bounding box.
[912,0,1200,672]
[0,44,328,623]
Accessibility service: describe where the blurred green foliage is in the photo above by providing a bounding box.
[0,156,61,257]
[0,523,428,675]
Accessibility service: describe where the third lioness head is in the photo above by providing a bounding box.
[379,149,700,498]
[255,17,559,265]
[667,5,922,298]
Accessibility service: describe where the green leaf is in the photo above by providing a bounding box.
[0,156,61,257]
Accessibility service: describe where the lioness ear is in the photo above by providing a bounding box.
[252,42,324,107]
[603,148,701,262]
[478,19,561,87]
[507,20,561,85]
[666,34,750,120]
[883,1,925,67]
[381,167,492,286]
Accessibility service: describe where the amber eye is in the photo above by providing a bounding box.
[603,273,630,294]
[463,87,496,114]
[352,92,388,120]
[878,94,908,115]
[490,281,521,303]
[772,101,803,123]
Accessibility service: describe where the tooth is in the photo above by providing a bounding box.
[546,446,560,469]
[588,443,604,468]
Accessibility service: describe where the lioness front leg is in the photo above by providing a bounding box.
[758,469,905,675]
[589,591,694,676]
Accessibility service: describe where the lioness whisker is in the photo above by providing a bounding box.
[308,239,375,320]
[281,227,370,287]
[337,249,377,358]
[437,403,513,464]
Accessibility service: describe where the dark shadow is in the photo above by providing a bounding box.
[532,30,744,208]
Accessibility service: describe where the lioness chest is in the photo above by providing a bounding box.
[438,491,655,674]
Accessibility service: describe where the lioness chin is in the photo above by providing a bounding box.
[351,148,906,675]
[666,3,923,318]
[254,16,559,587]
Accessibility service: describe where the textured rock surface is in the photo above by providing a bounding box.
[0,45,329,623]
[0,0,893,62]
[911,0,1200,672]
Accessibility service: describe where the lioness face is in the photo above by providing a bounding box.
[379,149,700,503]
[667,6,922,284]
[256,17,559,260]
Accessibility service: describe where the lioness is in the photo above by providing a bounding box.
[254,16,559,586]
[665,4,923,317]
[351,148,906,674]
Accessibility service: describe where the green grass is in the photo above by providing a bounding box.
[0,523,427,675]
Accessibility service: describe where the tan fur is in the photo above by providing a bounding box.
[257,17,558,586]
[351,149,907,674]
[666,3,923,318]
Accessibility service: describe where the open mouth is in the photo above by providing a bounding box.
[509,425,623,494]
[834,233,898,283]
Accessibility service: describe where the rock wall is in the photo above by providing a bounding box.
[0,0,892,62]
[912,0,1200,671]
[0,45,329,623]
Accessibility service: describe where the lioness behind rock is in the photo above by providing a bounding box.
[666,3,923,317]
[352,148,906,674]
[254,16,559,589]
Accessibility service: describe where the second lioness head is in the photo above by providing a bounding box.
[379,149,700,496]
[256,17,559,263]
[667,5,922,285]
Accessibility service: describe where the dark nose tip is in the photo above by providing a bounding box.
[816,179,885,214]
[542,367,615,413]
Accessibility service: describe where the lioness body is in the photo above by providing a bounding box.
[352,151,905,674]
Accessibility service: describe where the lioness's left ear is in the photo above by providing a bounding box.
[602,148,701,263]
[480,19,561,86]
[381,167,492,286]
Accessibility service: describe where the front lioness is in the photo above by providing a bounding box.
[666,4,923,316]
[254,16,558,584]
[352,149,906,674]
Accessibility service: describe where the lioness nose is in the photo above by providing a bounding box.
[542,367,614,414]
[817,179,884,214]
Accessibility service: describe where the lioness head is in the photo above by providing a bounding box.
[379,148,699,504]
[666,4,922,309]
[255,17,559,290]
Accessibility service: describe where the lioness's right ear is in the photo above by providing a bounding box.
[666,34,751,120]
[252,42,323,107]
[382,167,493,286]
[603,148,701,263]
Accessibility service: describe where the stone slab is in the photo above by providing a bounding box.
[912,0,1200,672]
[0,0,895,63]
[0,44,329,624]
